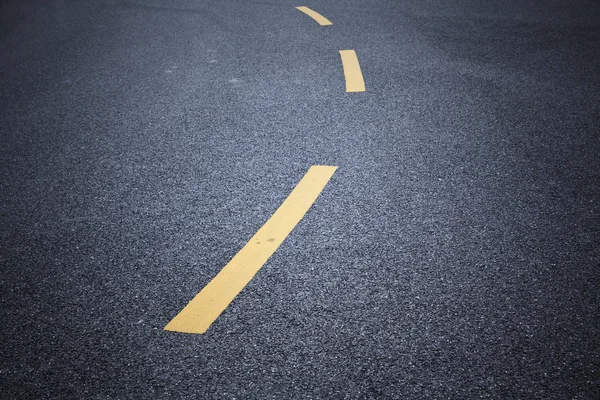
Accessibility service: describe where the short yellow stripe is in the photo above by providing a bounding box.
[295,6,333,26]
[339,50,365,92]
[164,166,338,334]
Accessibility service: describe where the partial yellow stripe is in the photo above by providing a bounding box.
[164,166,338,334]
[295,6,333,26]
[339,50,365,92]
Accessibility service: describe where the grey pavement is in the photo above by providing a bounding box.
[1,0,599,398]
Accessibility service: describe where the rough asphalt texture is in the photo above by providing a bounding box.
[1,0,599,398]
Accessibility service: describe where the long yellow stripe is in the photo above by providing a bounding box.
[164,166,338,334]
[339,50,365,92]
[295,6,333,26]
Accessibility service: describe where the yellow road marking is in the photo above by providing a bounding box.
[295,6,333,26]
[164,166,338,334]
[339,50,365,92]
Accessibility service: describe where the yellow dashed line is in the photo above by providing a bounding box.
[295,6,333,26]
[165,166,338,334]
[339,50,365,92]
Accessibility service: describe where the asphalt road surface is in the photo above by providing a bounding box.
[1,0,599,398]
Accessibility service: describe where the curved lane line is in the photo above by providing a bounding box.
[339,50,365,92]
[165,166,338,334]
[295,6,333,26]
